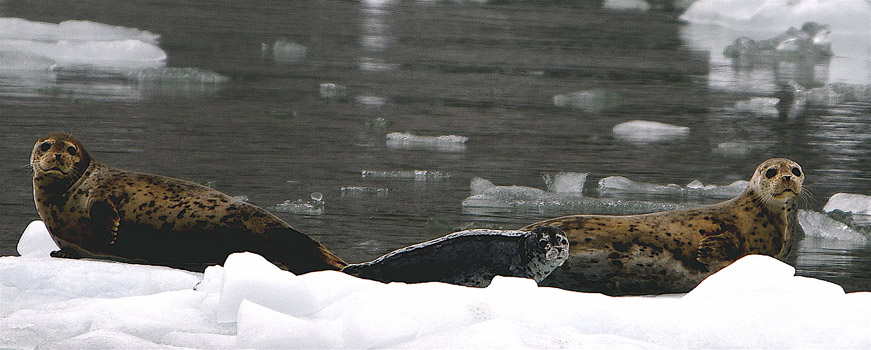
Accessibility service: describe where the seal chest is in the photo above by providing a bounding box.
[343,226,570,287]
[31,132,346,274]
[523,158,804,295]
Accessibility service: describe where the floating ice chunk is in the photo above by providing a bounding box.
[598,176,747,199]
[543,172,588,194]
[364,117,392,128]
[216,252,321,323]
[723,22,833,60]
[612,120,689,143]
[553,88,622,113]
[386,132,468,152]
[124,67,229,84]
[271,39,307,64]
[823,193,871,214]
[0,18,160,43]
[361,169,450,180]
[798,210,868,242]
[16,220,58,257]
[735,97,779,115]
[319,82,349,99]
[680,0,871,33]
[602,0,651,11]
[0,51,56,71]
[355,95,387,108]
[1,38,166,69]
[802,83,871,106]
[341,186,389,196]
[236,300,335,349]
[273,193,324,215]
[463,177,687,215]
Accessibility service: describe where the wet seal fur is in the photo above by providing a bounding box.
[31,132,346,274]
[343,226,569,287]
[522,158,805,295]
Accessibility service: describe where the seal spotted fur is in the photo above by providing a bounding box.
[522,158,804,295]
[343,226,569,287]
[31,132,346,274]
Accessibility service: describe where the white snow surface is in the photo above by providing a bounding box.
[6,221,871,349]
[0,17,166,70]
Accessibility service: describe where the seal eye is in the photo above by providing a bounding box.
[791,167,802,177]
[39,142,51,152]
[765,168,777,179]
[537,239,550,250]
[67,146,78,156]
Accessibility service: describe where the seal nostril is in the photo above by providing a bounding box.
[54,154,62,161]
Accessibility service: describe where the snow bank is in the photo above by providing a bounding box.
[4,222,871,349]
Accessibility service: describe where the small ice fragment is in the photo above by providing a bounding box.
[319,83,349,99]
[470,177,496,196]
[612,120,689,143]
[233,195,249,202]
[552,89,622,113]
[272,39,307,64]
[341,186,389,196]
[125,67,229,84]
[17,220,58,257]
[735,97,779,116]
[602,0,651,11]
[310,192,323,202]
[364,117,391,128]
[385,132,468,152]
[355,95,386,108]
[273,196,324,215]
[823,193,871,215]
[798,210,868,242]
[543,172,588,194]
[361,170,450,180]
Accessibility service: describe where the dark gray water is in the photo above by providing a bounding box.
[2,0,871,291]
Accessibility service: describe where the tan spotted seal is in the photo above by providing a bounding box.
[343,226,569,287]
[31,132,346,274]
[522,158,805,295]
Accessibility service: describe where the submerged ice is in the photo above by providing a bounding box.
[4,221,871,349]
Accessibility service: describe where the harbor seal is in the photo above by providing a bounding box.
[522,158,804,295]
[31,132,346,274]
[343,226,570,287]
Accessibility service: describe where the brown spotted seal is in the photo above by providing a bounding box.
[31,132,346,274]
[343,226,569,287]
[522,158,804,295]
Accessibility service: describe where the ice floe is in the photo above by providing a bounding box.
[4,221,871,350]
[823,193,871,215]
[612,120,690,143]
[462,177,685,216]
[273,192,325,215]
[385,132,468,152]
[0,18,166,70]
[598,176,748,199]
[361,170,450,180]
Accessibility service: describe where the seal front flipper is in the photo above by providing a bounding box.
[696,234,740,266]
[50,249,78,259]
[89,200,120,245]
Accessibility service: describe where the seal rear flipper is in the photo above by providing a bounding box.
[260,227,347,274]
[89,200,120,245]
[696,234,740,266]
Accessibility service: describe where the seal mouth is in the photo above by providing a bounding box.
[41,166,68,176]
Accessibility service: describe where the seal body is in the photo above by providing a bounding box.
[31,132,346,274]
[343,226,569,287]
[523,158,804,295]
